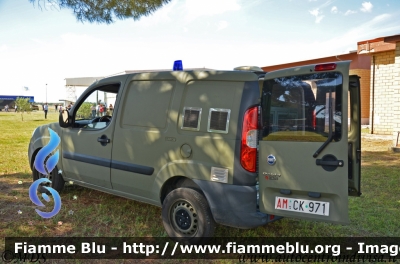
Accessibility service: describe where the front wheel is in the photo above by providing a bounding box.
[162,188,216,244]
[32,163,64,193]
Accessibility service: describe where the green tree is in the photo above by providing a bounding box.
[29,0,172,24]
[15,97,32,121]
[77,102,92,119]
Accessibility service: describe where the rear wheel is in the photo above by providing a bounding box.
[162,188,216,244]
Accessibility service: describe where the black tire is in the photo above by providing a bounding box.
[162,188,216,244]
[32,163,65,193]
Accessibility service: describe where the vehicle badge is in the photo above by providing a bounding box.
[267,155,276,165]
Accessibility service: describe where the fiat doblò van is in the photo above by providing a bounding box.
[29,61,361,244]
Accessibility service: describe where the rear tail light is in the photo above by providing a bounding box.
[315,63,336,71]
[241,106,259,172]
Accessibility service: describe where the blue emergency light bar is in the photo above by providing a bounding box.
[173,60,183,71]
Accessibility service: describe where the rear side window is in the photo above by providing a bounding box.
[261,72,342,142]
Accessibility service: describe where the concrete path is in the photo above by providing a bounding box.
[361,133,393,140]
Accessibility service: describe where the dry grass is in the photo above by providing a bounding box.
[1,111,400,263]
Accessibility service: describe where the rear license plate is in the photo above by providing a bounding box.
[275,196,329,216]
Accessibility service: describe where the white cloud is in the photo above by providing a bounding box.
[344,10,357,16]
[184,0,241,21]
[60,33,96,44]
[318,0,334,10]
[368,13,391,24]
[0,44,7,52]
[127,0,179,27]
[321,13,395,52]
[360,2,373,13]
[309,8,324,23]
[259,13,400,67]
[217,21,228,31]
[308,0,335,23]
[331,6,338,14]
[31,38,46,45]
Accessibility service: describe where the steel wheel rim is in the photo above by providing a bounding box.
[170,199,199,236]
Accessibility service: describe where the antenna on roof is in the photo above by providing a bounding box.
[234,66,265,76]
[234,66,264,72]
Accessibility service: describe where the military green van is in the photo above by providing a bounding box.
[28,61,361,244]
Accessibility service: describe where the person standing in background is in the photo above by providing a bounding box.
[99,103,104,117]
[91,104,96,118]
[96,103,101,117]
[44,103,48,119]
[109,104,114,115]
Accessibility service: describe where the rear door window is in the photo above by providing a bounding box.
[261,72,343,142]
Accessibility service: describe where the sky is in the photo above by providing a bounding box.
[0,0,400,103]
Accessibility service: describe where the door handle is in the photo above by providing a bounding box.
[316,154,343,172]
[316,160,344,167]
[97,135,110,146]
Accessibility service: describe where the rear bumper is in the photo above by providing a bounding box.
[193,179,279,229]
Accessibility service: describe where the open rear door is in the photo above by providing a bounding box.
[258,61,360,224]
[348,75,362,196]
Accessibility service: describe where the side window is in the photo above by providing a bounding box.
[121,80,174,129]
[261,72,342,142]
[74,84,120,130]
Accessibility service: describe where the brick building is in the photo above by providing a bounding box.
[357,34,400,147]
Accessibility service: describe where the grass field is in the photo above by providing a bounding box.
[1,111,399,263]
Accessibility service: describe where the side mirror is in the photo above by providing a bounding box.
[59,110,70,128]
